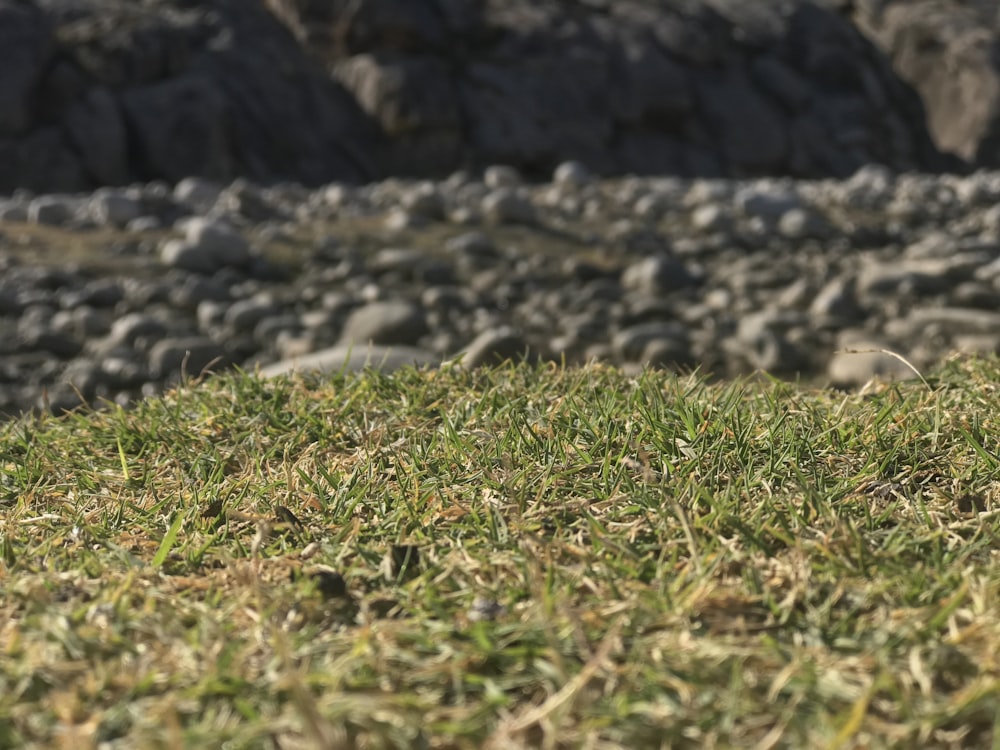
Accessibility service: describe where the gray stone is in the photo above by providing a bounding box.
[827,339,919,387]
[184,218,252,266]
[735,185,804,223]
[621,256,699,296]
[400,183,446,221]
[148,336,227,379]
[254,314,301,343]
[258,344,438,377]
[552,161,592,188]
[777,208,831,239]
[340,301,428,346]
[174,177,224,213]
[481,189,535,225]
[893,307,1000,336]
[108,313,169,348]
[160,239,216,274]
[59,358,104,399]
[809,276,863,323]
[27,195,77,226]
[857,262,938,297]
[483,165,522,189]
[0,201,28,222]
[445,231,499,263]
[455,327,530,368]
[89,188,142,227]
[59,279,124,309]
[224,295,279,332]
[735,311,811,373]
[612,322,688,361]
[169,275,231,309]
[218,179,282,222]
[100,356,146,389]
[690,203,732,233]
[640,338,694,369]
[196,300,227,332]
[18,327,81,358]
[161,218,252,274]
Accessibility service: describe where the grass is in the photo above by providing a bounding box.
[2,356,1000,748]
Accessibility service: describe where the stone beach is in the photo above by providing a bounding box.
[3,162,1000,418]
[2,1,999,417]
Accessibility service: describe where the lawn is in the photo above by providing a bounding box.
[1,357,999,748]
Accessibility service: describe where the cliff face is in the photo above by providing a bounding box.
[0,0,989,192]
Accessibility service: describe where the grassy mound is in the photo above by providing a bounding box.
[2,358,999,748]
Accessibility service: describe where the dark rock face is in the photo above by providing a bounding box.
[0,0,378,194]
[0,0,988,193]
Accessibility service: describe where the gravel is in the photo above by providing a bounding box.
[2,161,1000,418]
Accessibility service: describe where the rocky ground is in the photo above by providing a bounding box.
[4,162,1000,419]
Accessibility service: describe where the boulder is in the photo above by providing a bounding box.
[854,0,1000,169]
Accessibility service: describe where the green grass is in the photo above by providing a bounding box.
[2,357,1000,748]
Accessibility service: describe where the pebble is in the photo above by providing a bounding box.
[6,166,1000,417]
[339,301,429,346]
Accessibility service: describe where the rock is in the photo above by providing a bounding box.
[456,327,530,368]
[0,200,28,223]
[890,307,1000,337]
[481,189,535,225]
[224,295,279,332]
[253,314,301,343]
[333,54,463,175]
[445,231,500,265]
[174,177,224,213]
[108,313,170,349]
[552,161,592,187]
[857,1,1000,168]
[809,276,864,324]
[18,326,81,359]
[621,256,699,296]
[218,179,283,223]
[858,259,963,297]
[89,188,142,227]
[483,165,522,189]
[400,183,446,221]
[59,279,124,309]
[160,218,252,274]
[258,344,438,377]
[27,195,77,226]
[777,207,831,239]
[169,275,232,310]
[612,322,688,361]
[148,336,227,379]
[735,184,804,223]
[59,358,105,399]
[340,301,428,345]
[735,311,810,373]
[827,338,918,387]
